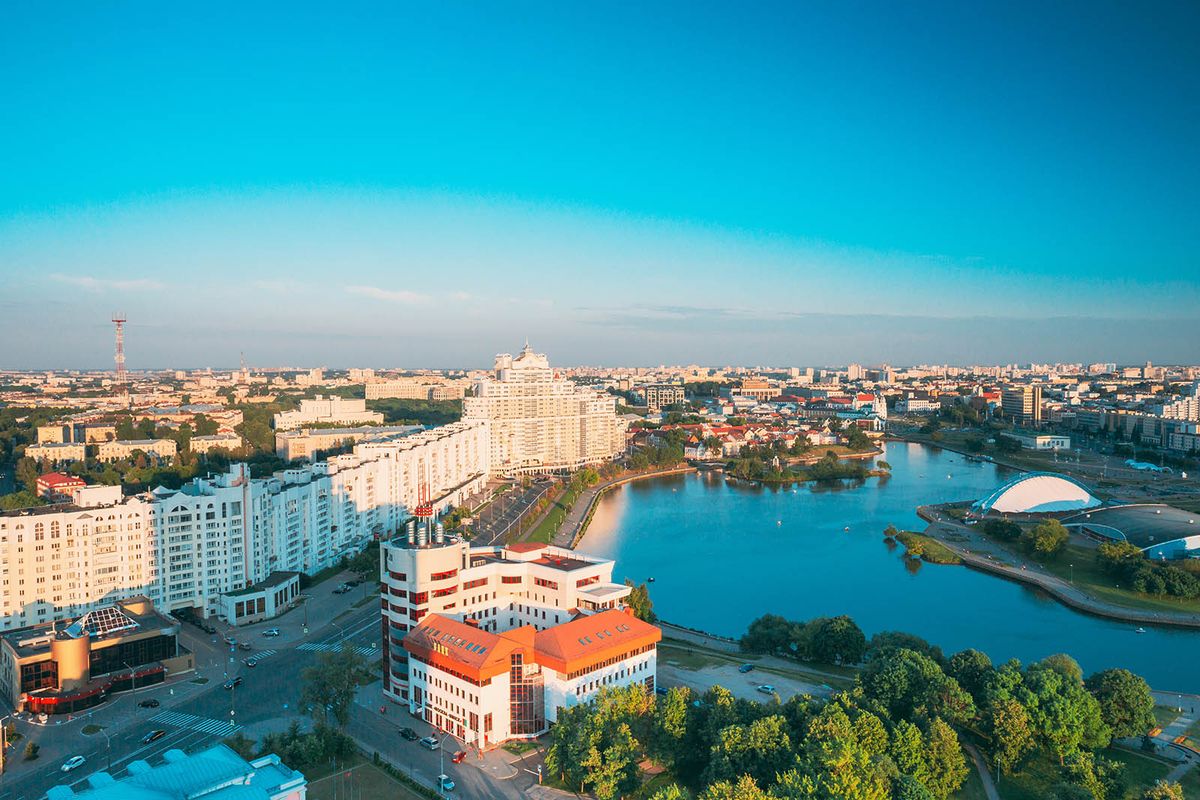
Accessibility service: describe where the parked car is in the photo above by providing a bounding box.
[224,677,243,690]
[141,730,166,744]
[332,584,353,594]
[438,775,456,792]
[756,684,776,695]
[223,635,236,645]
[138,698,161,708]
[419,736,440,750]
[61,755,87,772]
[399,727,419,741]
[654,686,669,696]
[451,751,467,764]
[262,628,280,637]
[738,664,755,673]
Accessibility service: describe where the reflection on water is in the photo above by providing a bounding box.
[581,442,1200,691]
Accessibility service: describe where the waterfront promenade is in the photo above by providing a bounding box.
[918,506,1200,632]
[552,465,697,548]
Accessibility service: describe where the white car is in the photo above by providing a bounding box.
[419,736,440,750]
[756,684,776,695]
[61,755,87,772]
[262,628,280,637]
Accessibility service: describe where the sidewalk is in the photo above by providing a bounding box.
[553,466,696,549]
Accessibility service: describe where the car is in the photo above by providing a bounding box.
[61,755,87,772]
[224,635,236,645]
[138,698,161,708]
[451,750,467,764]
[399,727,419,741]
[419,736,440,750]
[438,775,455,792]
[141,729,167,744]
[223,677,243,690]
[262,628,280,637]
[654,686,669,696]
[345,579,361,587]
[245,658,257,668]
[756,684,776,695]
[238,642,253,651]
[332,585,351,595]
[738,664,755,673]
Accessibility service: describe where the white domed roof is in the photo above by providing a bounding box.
[973,472,1101,514]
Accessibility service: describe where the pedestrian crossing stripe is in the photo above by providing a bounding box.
[150,710,241,736]
[249,648,276,660]
[297,642,374,656]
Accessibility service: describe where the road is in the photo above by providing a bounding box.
[0,592,382,800]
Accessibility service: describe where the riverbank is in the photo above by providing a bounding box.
[553,465,697,548]
[917,505,1200,631]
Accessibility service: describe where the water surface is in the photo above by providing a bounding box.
[581,442,1200,692]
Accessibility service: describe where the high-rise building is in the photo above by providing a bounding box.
[462,344,626,474]
[1001,385,1043,425]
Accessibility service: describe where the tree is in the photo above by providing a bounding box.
[650,786,692,800]
[859,648,975,725]
[889,719,929,786]
[1086,668,1155,740]
[224,731,257,759]
[299,646,370,727]
[988,697,1035,777]
[624,580,657,622]
[1021,519,1069,559]
[893,775,936,800]
[1142,781,1185,800]
[982,518,1022,542]
[923,717,968,800]
[740,614,792,655]
[703,715,793,788]
[699,775,769,800]
[652,686,691,767]
[947,649,993,703]
[582,721,641,800]
[24,741,39,760]
[867,631,945,665]
[1021,662,1110,764]
[805,616,867,666]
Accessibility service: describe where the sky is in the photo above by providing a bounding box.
[1,1,1198,370]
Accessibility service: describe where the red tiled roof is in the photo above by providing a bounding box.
[403,614,535,681]
[37,472,85,488]
[534,608,661,675]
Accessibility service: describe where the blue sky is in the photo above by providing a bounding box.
[1,1,1198,369]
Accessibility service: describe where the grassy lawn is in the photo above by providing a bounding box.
[307,760,426,800]
[524,483,585,543]
[896,530,963,565]
[1010,542,1200,615]
[1179,764,1200,796]
[630,770,683,799]
[503,740,537,755]
[997,748,1170,800]
[1168,498,1200,514]
[81,724,104,735]
[1153,705,1180,729]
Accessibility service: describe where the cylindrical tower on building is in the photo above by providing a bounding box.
[50,633,91,692]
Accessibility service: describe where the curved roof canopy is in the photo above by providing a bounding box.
[973,471,1101,514]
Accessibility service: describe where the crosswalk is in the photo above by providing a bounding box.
[150,710,241,736]
[297,642,375,656]
[247,648,277,661]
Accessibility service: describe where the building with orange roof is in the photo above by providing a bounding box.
[403,607,659,748]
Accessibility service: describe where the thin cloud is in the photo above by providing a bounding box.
[253,279,310,293]
[346,285,430,304]
[50,273,164,291]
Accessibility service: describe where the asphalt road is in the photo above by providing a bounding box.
[0,603,382,800]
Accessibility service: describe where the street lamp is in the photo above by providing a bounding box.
[99,728,112,772]
[436,730,455,797]
[1069,564,1074,584]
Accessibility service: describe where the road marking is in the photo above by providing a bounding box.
[248,648,276,661]
[150,710,241,736]
[298,642,375,656]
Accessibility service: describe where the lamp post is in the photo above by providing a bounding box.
[437,730,454,797]
[124,662,138,703]
[99,728,112,772]
[1069,564,1074,585]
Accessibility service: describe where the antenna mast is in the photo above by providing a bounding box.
[112,312,128,402]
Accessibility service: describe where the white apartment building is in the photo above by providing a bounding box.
[272,396,383,431]
[274,425,422,461]
[383,533,656,748]
[462,344,626,475]
[25,442,87,465]
[189,433,244,454]
[0,422,490,630]
[365,378,469,401]
[0,495,157,632]
[96,439,178,463]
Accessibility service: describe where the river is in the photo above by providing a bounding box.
[580,441,1200,693]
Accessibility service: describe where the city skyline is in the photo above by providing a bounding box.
[3,2,1199,367]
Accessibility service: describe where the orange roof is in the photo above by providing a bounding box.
[534,608,661,675]
[404,614,534,682]
[505,542,548,554]
[37,472,85,488]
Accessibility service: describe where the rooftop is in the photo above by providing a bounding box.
[1062,504,1199,549]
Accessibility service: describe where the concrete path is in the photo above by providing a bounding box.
[961,739,1000,800]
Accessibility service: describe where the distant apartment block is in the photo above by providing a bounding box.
[721,379,777,402]
[188,433,243,454]
[25,442,87,465]
[274,425,422,461]
[1000,431,1071,450]
[272,395,383,431]
[636,384,686,411]
[462,344,626,474]
[96,438,178,463]
[36,424,71,444]
[35,472,87,502]
[365,378,469,401]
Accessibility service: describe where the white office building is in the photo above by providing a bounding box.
[272,396,383,431]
